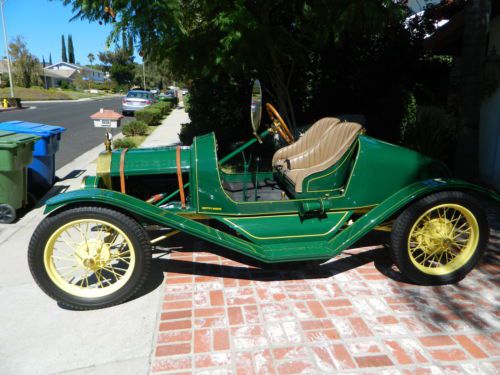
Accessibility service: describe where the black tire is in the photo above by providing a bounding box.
[390,191,488,285]
[0,204,16,224]
[28,206,151,310]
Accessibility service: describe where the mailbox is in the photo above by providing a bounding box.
[90,109,124,128]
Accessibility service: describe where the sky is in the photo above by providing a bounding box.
[2,0,142,66]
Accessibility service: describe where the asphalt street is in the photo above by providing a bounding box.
[0,96,132,169]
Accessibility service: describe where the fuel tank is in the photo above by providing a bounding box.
[96,146,191,188]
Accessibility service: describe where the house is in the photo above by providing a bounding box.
[43,62,106,88]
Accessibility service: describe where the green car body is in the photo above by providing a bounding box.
[44,129,499,264]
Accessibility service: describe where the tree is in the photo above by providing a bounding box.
[61,35,67,62]
[49,53,53,65]
[63,0,425,154]
[98,48,135,87]
[61,0,411,129]
[68,34,75,64]
[88,52,95,67]
[8,36,42,88]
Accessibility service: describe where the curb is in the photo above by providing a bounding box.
[22,95,121,104]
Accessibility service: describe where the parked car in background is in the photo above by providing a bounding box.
[159,89,179,106]
[181,88,189,95]
[122,90,156,115]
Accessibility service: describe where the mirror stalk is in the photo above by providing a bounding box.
[219,128,271,165]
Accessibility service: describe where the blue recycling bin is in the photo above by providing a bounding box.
[0,121,66,195]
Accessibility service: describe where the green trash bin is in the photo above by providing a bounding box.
[0,130,40,223]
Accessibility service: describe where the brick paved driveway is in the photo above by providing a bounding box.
[149,206,499,374]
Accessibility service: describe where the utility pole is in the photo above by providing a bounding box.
[0,0,14,98]
[142,61,146,90]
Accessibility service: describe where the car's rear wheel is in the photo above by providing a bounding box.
[28,206,151,310]
[390,191,488,285]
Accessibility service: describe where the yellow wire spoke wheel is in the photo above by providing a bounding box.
[29,206,151,310]
[390,192,488,285]
[43,219,136,298]
[407,204,478,276]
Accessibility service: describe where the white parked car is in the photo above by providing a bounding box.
[122,90,156,115]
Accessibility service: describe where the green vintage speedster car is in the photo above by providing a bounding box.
[29,80,499,309]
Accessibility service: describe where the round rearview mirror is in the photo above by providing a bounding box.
[251,80,262,134]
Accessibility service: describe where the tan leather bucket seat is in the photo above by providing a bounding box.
[272,117,341,168]
[282,121,363,193]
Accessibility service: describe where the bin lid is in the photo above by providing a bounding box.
[0,130,40,148]
[0,121,66,137]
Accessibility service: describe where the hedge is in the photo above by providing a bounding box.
[135,107,163,126]
[150,101,172,116]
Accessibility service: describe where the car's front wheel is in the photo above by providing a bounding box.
[390,191,488,285]
[28,206,151,310]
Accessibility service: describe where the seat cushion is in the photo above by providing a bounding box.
[272,118,341,167]
[282,121,362,193]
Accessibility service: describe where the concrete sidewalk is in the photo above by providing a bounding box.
[0,108,189,375]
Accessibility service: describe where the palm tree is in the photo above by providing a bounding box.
[88,53,95,68]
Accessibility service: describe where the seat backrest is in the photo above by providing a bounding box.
[272,117,340,165]
[289,122,362,170]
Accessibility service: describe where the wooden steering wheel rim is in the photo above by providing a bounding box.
[265,103,294,144]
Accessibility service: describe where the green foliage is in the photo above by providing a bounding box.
[150,101,172,116]
[179,75,250,153]
[122,120,149,136]
[400,105,458,166]
[9,36,42,88]
[62,0,426,145]
[99,48,135,87]
[401,93,417,142]
[61,35,67,63]
[68,35,75,64]
[183,94,190,112]
[113,137,138,149]
[135,107,162,126]
[59,80,70,89]
[0,73,10,88]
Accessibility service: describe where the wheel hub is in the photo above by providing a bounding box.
[76,240,111,270]
[419,218,454,253]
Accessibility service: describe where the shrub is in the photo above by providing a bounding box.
[151,101,172,116]
[183,94,190,112]
[113,137,139,149]
[400,105,458,166]
[122,120,149,136]
[135,107,162,125]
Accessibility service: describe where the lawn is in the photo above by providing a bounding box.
[0,87,104,101]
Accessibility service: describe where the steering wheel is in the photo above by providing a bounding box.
[266,103,295,144]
